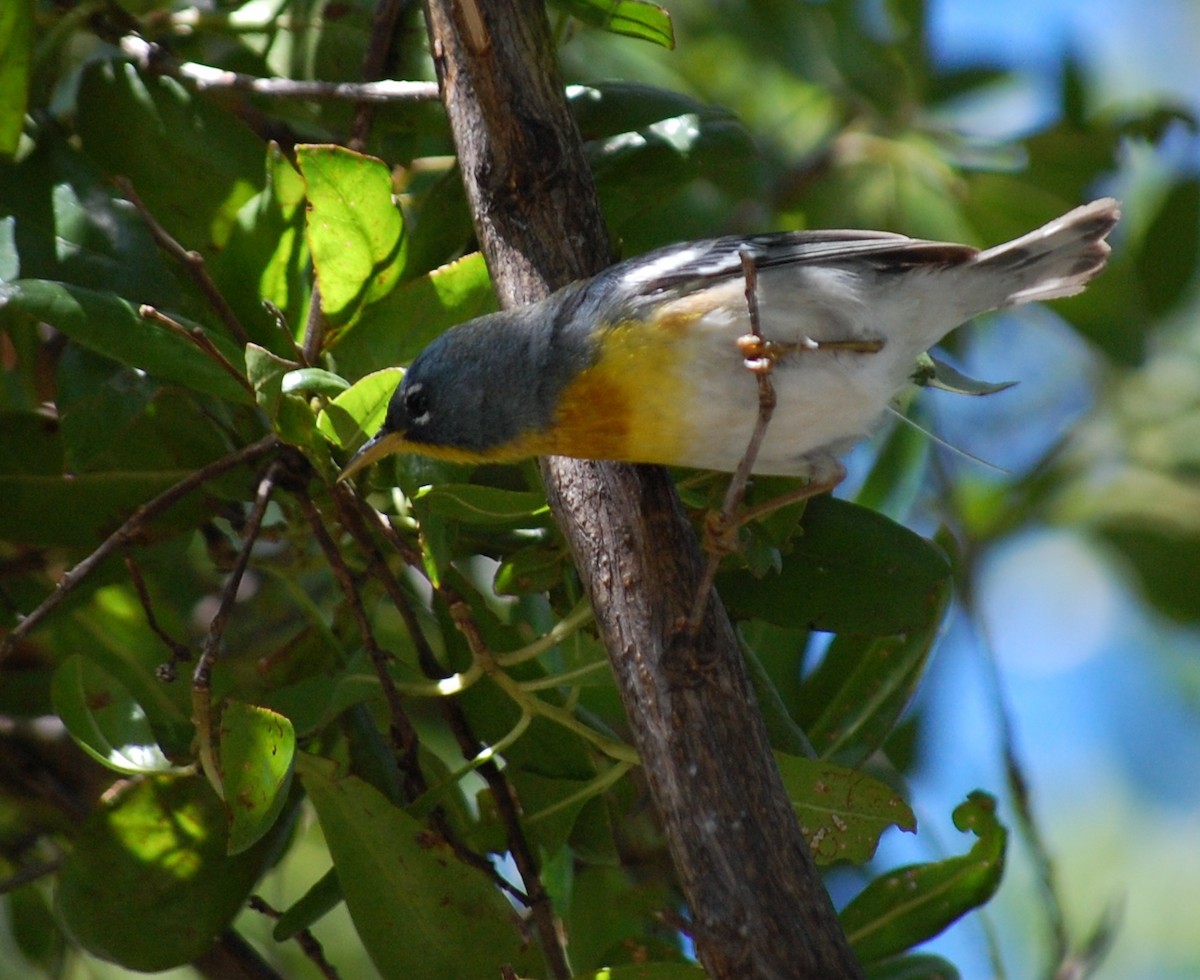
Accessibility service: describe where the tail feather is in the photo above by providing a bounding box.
[974,197,1120,307]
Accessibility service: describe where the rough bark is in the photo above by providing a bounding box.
[420,1,862,975]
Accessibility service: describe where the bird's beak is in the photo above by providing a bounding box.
[337,430,409,482]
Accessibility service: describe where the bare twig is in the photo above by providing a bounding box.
[193,460,284,795]
[119,35,439,103]
[297,491,426,799]
[0,436,278,663]
[445,594,573,980]
[114,177,251,346]
[123,553,192,678]
[348,0,411,151]
[248,895,341,980]
[139,305,255,398]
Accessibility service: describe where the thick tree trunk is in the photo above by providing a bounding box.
[420,2,862,975]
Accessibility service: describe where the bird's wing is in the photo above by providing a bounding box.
[615,230,978,298]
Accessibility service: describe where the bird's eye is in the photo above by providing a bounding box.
[403,383,431,425]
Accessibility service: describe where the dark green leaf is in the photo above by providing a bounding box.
[297,754,539,979]
[76,61,263,251]
[0,279,251,404]
[55,775,290,971]
[1135,178,1200,318]
[0,412,209,547]
[841,792,1007,962]
[273,867,343,941]
[800,579,951,764]
[775,752,916,866]
[866,953,962,980]
[493,545,571,596]
[718,495,952,635]
[0,135,178,303]
[282,367,350,397]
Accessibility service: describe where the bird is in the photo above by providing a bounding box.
[341,199,1119,482]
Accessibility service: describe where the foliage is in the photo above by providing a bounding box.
[0,1,1194,978]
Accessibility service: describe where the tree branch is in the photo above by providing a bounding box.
[419,1,862,976]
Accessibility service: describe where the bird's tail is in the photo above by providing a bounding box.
[972,197,1121,308]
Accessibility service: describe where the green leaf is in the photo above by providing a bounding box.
[571,83,758,250]
[245,342,290,418]
[212,142,310,350]
[800,579,951,764]
[273,867,343,941]
[841,792,1007,963]
[717,496,952,636]
[774,753,916,866]
[865,953,962,980]
[0,133,178,303]
[915,354,1017,397]
[219,701,296,855]
[55,346,161,473]
[297,144,406,327]
[0,0,32,156]
[282,367,350,397]
[0,412,212,548]
[493,545,571,596]
[315,367,403,450]
[1135,177,1200,318]
[551,0,674,48]
[415,484,552,528]
[76,61,263,251]
[55,775,290,971]
[296,754,539,979]
[51,655,182,775]
[328,252,496,382]
[0,279,251,404]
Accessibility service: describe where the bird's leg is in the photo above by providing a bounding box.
[683,249,777,638]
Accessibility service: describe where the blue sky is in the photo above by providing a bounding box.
[886,3,1200,977]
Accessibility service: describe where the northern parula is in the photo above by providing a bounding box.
[342,199,1119,480]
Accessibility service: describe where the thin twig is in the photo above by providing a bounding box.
[119,35,439,103]
[114,176,251,345]
[685,249,777,635]
[193,460,284,796]
[0,436,278,663]
[139,305,255,399]
[248,895,341,980]
[445,594,573,980]
[348,0,411,152]
[331,486,536,901]
[123,553,192,679]
[296,492,427,800]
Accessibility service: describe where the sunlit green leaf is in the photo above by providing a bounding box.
[51,655,181,775]
[297,144,406,327]
[0,0,31,156]
[315,366,403,450]
[328,252,496,382]
[552,0,674,48]
[220,701,296,855]
[56,775,290,971]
